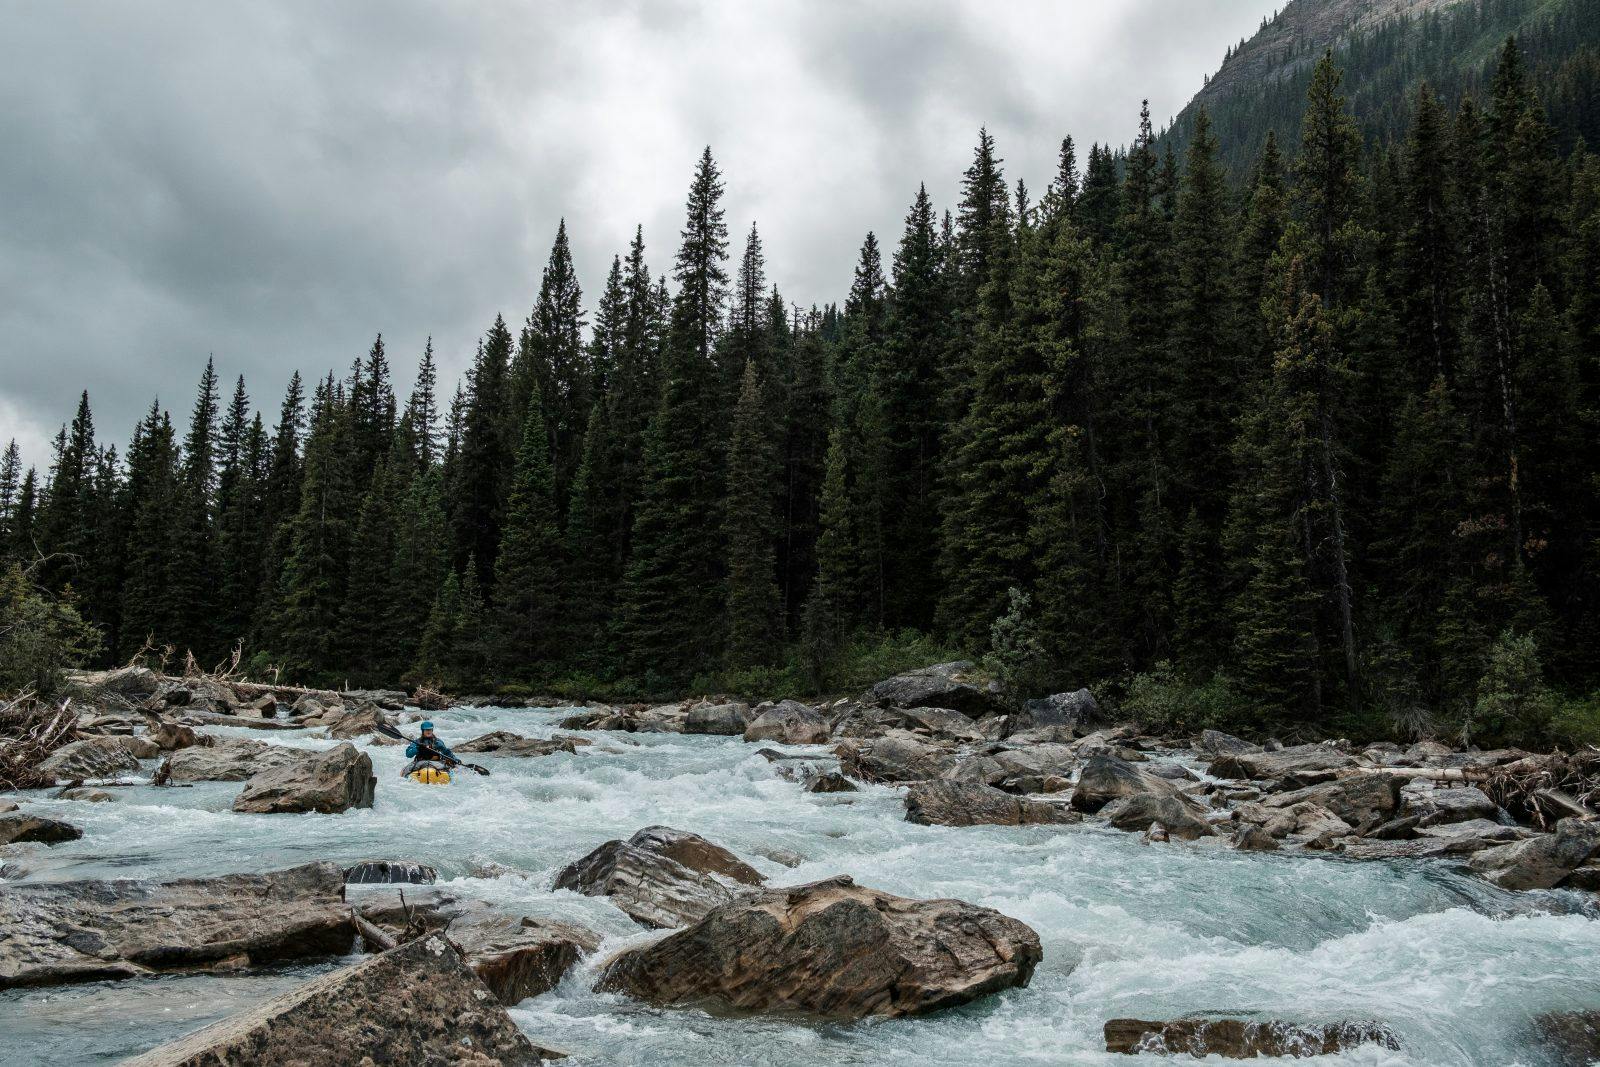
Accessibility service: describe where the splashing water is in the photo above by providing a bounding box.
[3,705,1597,1065]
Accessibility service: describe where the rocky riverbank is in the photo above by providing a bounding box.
[1,661,1597,1064]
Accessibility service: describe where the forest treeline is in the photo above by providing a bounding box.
[5,42,1600,746]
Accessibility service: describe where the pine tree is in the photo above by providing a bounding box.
[275,376,357,676]
[120,403,181,649]
[615,149,732,677]
[493,394,567,675]
[0,440,20,555]
[724,360,781,667]
[879,185,950,629]
[216,377,267,649]
[451,316,516,589]
[402,338,441,470]
[168,359,221,657]
[1293,52,1365,308]
[37,391,97,603]
[390,464,449,674]
[341,455,401,683]
[350,334,396,472]
[515,220,589,513]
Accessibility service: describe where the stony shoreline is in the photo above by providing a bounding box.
[2,660,1597,1063]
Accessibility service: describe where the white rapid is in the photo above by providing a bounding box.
[3,705,1598,1065]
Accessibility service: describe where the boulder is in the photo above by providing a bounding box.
[1071,754,1175,813]
[91,665,163,700]
[455,731,587,757]
[232,743,376,814]
[1012,689,1100,732]
[344,859,438,885]
[36,737,141,782]
[628,825,765,885]
[147,722,201,750]
[450,912,601,1005]
[119,735,161,759]
[0,814,82,846]
[1232,824,1280,851]
[553,826,763,929]
[1341,821,1530,861]
[1207,744,1355,786]
[684,702,751,735]
[1262,774,1399,829]
[635,702,691,733]
[598,874,1040,1019]
[121,936,560,1066]
[864,662,1006,719]
[804,771,858,793]
[881,705,985,741]
[837,735,958,783]
[0,862,353,988]
[743,701,830,745]
[1536,1011,1600,1067]
[905,780,1080,827]
[1469,818,1600,890]
[1104,1017,1399,1058]
[1100,794,1217,840]
[1194,728,1259,758]
[324,704,390,739]
[1398,783,1498,826]
[163,738,310,783]
[53,786,114,802]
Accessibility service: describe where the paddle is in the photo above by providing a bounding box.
[373,721,491,776]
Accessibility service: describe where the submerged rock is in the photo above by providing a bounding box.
[905,780,1080,827]
[36,737,141,782]
[742,701,830,745]
[1103,1016,1399,1058]
[553,826,763,929]
[122,936,560,1066]
[343,859,438,885]
[0,814,82,846]
[1536,1010,1600,1067]
[804,770,858,793]
[0,862,353,988]
[232,743,375,814]
[598,874,1041,1019]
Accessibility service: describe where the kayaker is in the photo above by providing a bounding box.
[405,721,457,767]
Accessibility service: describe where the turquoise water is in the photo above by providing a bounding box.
[2,705,1597,1065]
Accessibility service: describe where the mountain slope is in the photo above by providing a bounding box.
[1163,0,1599,176]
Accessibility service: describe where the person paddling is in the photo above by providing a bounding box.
[403,721,456,775]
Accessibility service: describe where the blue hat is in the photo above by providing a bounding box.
[420,721,434,730]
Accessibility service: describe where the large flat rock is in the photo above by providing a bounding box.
[162,738,311,783]
[598,874,1041,1019]
[864,662,1006,718]
[553,826,763,929]
[0,862,353,988]
[122,936,560,1066]
[905,780,1080,827]
[232,742,375,814]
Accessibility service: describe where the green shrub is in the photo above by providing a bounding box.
[1121,661,1251,737]
[1463,630,1558,747]
[983,587,1051,701]
[0,563,101,698]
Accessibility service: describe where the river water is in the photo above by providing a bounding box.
[3,705,1599,1065]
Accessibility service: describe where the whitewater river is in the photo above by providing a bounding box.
[4,704,1599,1065]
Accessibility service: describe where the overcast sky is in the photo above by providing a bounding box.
[0,0,1277,471]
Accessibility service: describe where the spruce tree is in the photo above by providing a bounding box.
[724,360,781,667]
[451,317,516,588]
[390,464,449,674]
[515,220,588,513]
[493,394,567,676]
[615,149,732,678]
[169,360,221,658]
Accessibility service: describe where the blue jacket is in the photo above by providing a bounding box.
[407,736,456,763]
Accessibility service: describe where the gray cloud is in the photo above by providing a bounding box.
[0,0,1274,468]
